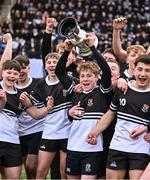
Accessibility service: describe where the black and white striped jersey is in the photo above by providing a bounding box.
[55,46,113,152]
[120,69,134,81]
[29,76,72,139]
[67,84,113,152]
[109,81,150,154]
[16,77,44,136]
[0,82,23,144]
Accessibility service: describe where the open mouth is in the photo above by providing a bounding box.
[19,72,26,78]
[83,82,90,86]
[138,77,147,84]
[48,68,55,73]
[8,79,16,83]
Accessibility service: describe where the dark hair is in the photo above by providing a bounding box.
[13,55,30,66]
[134,55,150,67]
[2,60,21,72]
[102,48,119,62]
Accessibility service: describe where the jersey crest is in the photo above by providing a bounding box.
[142,104,149,113]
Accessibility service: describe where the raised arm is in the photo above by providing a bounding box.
[41,18,57,66]
[85,32,112,90]
[0,33,12,79]
[112,17,128,62]
[55,39,74,90]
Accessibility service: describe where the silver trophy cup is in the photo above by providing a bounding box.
[58,17,98,57]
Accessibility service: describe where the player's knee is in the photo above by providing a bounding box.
[36,166,49,178]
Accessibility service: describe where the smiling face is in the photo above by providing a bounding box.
[45,57,58,77]
[19,64,30,82]
[79,69,98,92]
[126,46,146,70]
[78,61,100,92]
[134,62,150,89]
[126,49,144,68]
[2,69,20,88]
[103,52,117,62]
[107,61,120,82]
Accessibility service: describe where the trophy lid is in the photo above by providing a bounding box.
[58,17,80,38]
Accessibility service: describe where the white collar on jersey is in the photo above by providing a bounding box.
[83,85,98,94]
[0,81,17,94]
[45,76,59,86]
[128,80,150,93]
[124,69,132,78]
[16,77,32,89]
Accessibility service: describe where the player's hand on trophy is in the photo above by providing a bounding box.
[85,32,96,47]
[64,39,74,52]
[113,17,127,30]
[46,17,57,33]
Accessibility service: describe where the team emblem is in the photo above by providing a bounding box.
[142,104,149,113]
[87,98,93,107]
[62,89,67,97]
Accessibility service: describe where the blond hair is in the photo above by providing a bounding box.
[77,61,100,75]
[56,42,65,53]
[127,45,146,54]
[45,52,60,63]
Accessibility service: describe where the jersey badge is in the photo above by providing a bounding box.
[87,98,93,107]
[142,104,149,113]
[63,89,68,97]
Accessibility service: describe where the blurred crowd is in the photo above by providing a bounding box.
[0,0,150,58]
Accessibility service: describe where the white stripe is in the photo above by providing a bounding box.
[100,85,113,93]
[83,116,103,119]
[84,112,104,116]
[3,109,16,116]
[110,102,117,108]
[30,94,40,103]
[67,81,75,94]
[110,103,117,111]
[117,117,147,126]
[49,102,72,114]
[118,111,150,123]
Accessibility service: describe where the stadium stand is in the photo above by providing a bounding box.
[0,0,150,59]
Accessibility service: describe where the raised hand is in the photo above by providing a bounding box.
[64,39,74,52]
[113,17,127,30]
[2,33,12,43]
[85,32,96,47]
[46,17,57,33]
